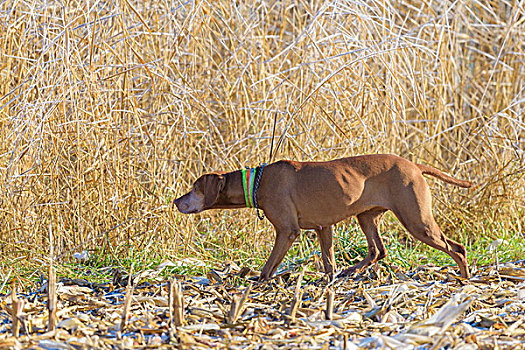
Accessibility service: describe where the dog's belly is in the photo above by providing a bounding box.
[296,204,361,229]
[296,200,388,229]
[297,217,346,230]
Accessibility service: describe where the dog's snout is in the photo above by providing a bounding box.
[174,196,185,210]
[174,192,202,214]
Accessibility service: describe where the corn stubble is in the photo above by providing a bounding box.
[0,0,523,264]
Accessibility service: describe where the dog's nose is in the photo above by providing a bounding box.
[174,197,187,211]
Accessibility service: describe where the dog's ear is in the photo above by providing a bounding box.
[204,174,226,208]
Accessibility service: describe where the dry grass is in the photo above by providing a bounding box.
[2,261,525,348]
[0,0,524,272]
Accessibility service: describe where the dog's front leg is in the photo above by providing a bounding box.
[259,228,300,281]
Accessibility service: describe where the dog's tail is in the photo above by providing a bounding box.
[417,164,473,188]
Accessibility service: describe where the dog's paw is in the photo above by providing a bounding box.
[336,266,362,279]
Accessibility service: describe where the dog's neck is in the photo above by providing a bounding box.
[212,170,251,209]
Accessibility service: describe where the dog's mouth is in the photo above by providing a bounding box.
[178,208,202,214]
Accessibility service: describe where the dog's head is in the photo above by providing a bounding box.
[174,173,226,214]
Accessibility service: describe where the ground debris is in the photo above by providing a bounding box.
[1,261,525,349]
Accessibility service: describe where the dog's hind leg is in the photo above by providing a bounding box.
[392,179,470,279]
[395,211,470,278]
[339,208,387,277]
[315,225,336,279]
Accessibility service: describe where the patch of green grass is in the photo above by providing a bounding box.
[332,220,524,274]
[4,216,523,294]
[258,217,524,277]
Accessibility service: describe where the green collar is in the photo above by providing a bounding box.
[241,167,256,208]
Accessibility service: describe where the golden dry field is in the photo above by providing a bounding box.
[0,0,525,348]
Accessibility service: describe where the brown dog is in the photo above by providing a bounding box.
[174,154,472,281]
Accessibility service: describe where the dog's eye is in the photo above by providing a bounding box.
[193,181,203,192]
